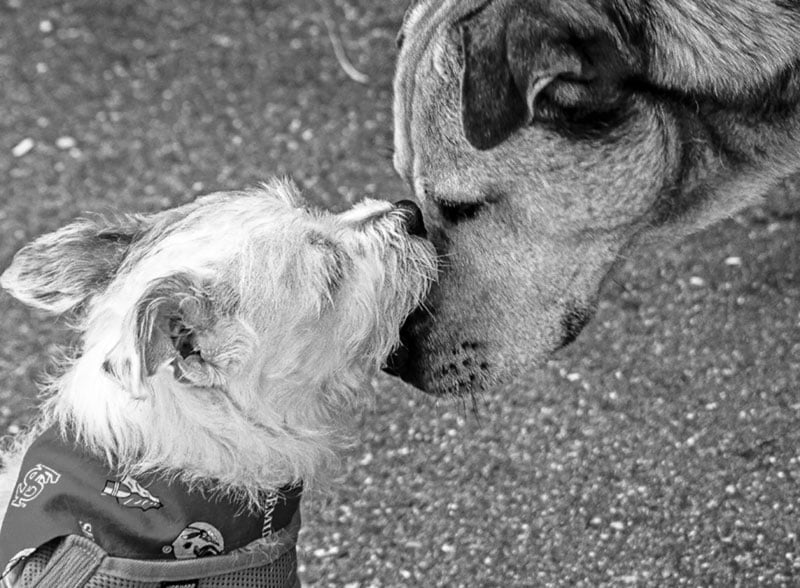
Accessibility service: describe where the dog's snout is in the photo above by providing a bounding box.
[394,200,426,237]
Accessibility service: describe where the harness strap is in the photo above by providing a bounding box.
[29,536,104,588]
[4,509,301,587]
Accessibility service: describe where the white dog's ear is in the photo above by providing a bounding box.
[459,0,634,150]
[0,215,148,314]
[132,274,242,388]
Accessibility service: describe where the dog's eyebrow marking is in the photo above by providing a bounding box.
[306,231,348,295]
[96,229,138,245]
[306,231,336,250]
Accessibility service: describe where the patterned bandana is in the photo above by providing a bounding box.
[0,426,301,576]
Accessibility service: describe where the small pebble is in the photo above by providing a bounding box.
[12,138,34,157]
[689,276,706,287]
[56,136,76,149]
[212,34,233,47]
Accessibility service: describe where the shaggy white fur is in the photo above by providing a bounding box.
[0,179,437,516]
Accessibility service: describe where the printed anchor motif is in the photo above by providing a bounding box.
[102,475,162,511]
[10,464,60,508]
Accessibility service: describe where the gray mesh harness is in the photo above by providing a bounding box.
[2,518,300,588]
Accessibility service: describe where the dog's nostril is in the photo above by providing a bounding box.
[394,200,427,237]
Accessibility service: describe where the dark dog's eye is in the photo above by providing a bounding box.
[436,199,485,224]
[434,187,504,225]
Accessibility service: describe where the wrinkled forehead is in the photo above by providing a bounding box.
[395,0,491,185]
[397,0,492,47]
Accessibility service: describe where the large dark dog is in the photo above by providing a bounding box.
[389,0,800,396]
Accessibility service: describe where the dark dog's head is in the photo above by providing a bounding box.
[389,0,800,395]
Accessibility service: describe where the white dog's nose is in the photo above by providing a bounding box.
[394,200,426,237]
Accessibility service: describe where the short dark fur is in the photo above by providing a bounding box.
[391,0,800,395]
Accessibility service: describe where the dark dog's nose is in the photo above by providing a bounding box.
[394,200,427,237]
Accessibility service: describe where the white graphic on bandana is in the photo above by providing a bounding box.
[170,522,225,559]
[79,520,94,540]
[102,475,162,511]
[10,464,61,508]
[261,491,279,537]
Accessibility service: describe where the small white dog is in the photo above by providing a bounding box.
[0,179,436,587]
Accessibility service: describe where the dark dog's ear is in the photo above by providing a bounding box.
[459,10,529,150]
[0,215,147,315]
[460,1,634,150]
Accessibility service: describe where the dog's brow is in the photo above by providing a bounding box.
[97,229,138,245]
[307,231,336,250]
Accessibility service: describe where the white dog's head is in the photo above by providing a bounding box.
[1,179,436,501]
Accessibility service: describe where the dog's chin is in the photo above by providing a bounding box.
[385,305,580,398]
[385,347,541,399]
